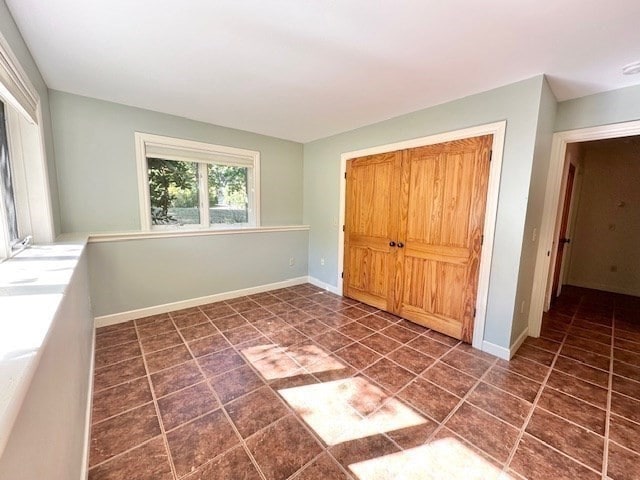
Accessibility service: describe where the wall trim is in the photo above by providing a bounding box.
[86,225,310,243]
[307,276,341,295]
[481,341,510,360]
[94,276,310,327]
[337,121,507,350]
[0,29,39,122]
[509,327,529,358]
[482,327,528,360]
[529,119,640,337]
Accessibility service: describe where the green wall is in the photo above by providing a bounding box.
[89,230,309,317]
[511,78,558,343]
[48,90,307,317]
[49,90,304,233]
[556,83,640,132]
[303,76,548,350]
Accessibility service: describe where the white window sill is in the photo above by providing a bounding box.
[80,224,310,243]
[0,238,88,455]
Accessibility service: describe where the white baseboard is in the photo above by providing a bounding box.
[94,276,309,327]
[566,281,640,298]
[509,327,529,358]
[481,341,510,360]
[307,276,341,295]
[481,327,529,361]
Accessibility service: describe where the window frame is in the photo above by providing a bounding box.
[0,100,19,252]
[0,31,54,260]
[135,132,261,231]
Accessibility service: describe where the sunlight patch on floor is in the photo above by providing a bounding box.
[348,437,509,480]
[241,342,345,380]
[279,376,425,445]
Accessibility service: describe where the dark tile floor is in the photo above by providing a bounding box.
[89,284,640,479]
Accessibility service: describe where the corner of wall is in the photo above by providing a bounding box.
[510,76,558,344]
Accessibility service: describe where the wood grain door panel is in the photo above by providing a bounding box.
[400,258,466,338]
[343,151,402,310]
[343,135,492,343]
[398,135,492,342]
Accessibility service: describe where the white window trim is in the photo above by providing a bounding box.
[135,132,261,231]
[0,31,54,260]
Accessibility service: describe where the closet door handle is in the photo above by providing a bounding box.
[389,241,396,247]
[397,242,404,248]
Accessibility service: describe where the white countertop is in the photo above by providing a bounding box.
[0,239,87,456]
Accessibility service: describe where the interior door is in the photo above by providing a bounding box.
[551,163,576,300]
[343,151,402,310]
[396,135,493,342]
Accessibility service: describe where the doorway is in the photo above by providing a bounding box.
[529,120,640,337]
[337,122,506,349]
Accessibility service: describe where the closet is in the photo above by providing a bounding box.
[343,135,492,343]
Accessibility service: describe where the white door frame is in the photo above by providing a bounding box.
[528,119,640,337]
[337,121,506,350]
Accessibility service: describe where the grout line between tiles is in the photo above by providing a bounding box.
[503,296,575,475]
[503,293,621,478]
[87,435,164,472]
[170,316,268,480]
[133,322,180,480]
[533,403,605,437]
[601,303,616,479]
[417,357,503,459]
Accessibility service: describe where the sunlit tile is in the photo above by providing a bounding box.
[241,343,286,363]
[287,343,344,371]
[250,349,304,380]
[241,342,345,380]
[348,438,509,480]
[280,377,425,445]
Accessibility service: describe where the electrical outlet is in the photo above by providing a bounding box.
[289,257,295,267]
[532,228,537,243]
[320,257,325,266]
[520,300,526,314]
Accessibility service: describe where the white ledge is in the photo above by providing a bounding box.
[82,225,310,243]
[0,239,87,456]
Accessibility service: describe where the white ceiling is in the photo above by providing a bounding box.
[6,0,640,143]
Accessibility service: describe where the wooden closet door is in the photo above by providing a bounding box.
[343,151,402,310]
[396,135,492,342]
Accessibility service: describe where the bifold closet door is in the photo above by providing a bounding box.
[343,151,402,311]
[343,135,492,343]
[396,135,492,342]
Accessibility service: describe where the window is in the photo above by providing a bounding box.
[0,31,54,260]
[135,133,260,230]
[0,100,19,248]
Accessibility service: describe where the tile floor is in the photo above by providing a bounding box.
[89,284,640,479]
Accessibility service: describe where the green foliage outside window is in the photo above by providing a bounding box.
[148,158,195,224]
[148,158,249,225]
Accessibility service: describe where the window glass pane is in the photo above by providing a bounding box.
[208,164,249,224]
[147,158,200,225]
[0,101,19,243]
